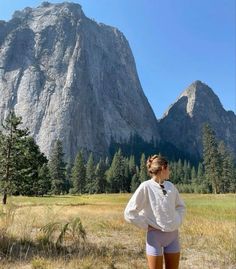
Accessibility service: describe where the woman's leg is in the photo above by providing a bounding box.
[163,230,180,269]
[146,229,164,269]
[164,252,180,269]
[147,255,163,269]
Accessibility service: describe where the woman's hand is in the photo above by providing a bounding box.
[148,225,157,231]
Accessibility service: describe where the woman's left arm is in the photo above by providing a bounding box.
[175,188,186,224]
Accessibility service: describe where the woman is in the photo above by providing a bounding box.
[124,155,186,269]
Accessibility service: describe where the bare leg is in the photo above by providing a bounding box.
[147,255,163,269]
[164,252,180,269]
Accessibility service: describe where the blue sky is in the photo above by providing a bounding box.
[0,0,235,118]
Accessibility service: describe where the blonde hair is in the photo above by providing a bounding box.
[146,155,168,176]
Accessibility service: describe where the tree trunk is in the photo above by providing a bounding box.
[2,192,7,205]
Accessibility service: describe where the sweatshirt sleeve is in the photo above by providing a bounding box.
[175,187,186,225]
[124,183,148,230]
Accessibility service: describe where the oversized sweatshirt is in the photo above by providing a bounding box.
[124,179,186,231]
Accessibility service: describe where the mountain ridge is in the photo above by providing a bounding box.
[0,3,235,162]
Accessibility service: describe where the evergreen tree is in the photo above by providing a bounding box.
[169,162,178,184]
[191,166,197,183]
[85,153,95,194]
[183,160,190,183]
[94,159,107,193]
[187,161,192,182]
[139,153,148,182]
[65,160,72,193]
[105,157,110,168]
[135,166,140,178]
[107,149,125,192]
[218,141,236,193]
[130,173,140,192]
[16,136,48,196]
[197,162,205,182]
[176,159,184,183]
[124,157,131,192]
[128,155,136,177]
[231,167,236,193]
[37,163,51,196]
[194,162,210,193]
[0,111,29,204]
[48,140,67,195]
[71,151,86,194]
[202,124,221,193]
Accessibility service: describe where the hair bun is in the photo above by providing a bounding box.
[147,155,158,167]
[146,155,168,176]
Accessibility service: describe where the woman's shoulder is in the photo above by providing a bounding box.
[165,180,177,189]
[139,179,153,188]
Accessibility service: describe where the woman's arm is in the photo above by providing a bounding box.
[124,183,148,230]
[175,188,186,224]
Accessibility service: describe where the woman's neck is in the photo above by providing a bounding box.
[153,176,165,185]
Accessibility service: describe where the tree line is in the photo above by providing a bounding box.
[0,111,235,204]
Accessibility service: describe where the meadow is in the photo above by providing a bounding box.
[0,193,235,269]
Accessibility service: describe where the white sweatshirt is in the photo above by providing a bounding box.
[124,179,186,231]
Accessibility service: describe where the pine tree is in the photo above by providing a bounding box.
[123,157,131,192]
[48,140,67,195]
[187,161,192,182]
[128,155,136,177]
[169,162,178,184]
[16,136,48,196]
[218,141,236,193]
[176,159,184,183]
[139,153,148,182]
[191,166,197,183]
[38,163,51,196]
[202,124,221,194]
[105,157,110,168]
[131,174,140,192]
[107,149,125,192]
[0,111,29,204]
[65,160,73,193]
[197,162,205,182]
[94,159,107,193]
[194,162,210,193]
[85,153,95,194]
[231,167,236,193]
[71,151,86,194]
[183,160,190,183]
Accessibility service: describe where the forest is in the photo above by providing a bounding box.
[0,111,235,204]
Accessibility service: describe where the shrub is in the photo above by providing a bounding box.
[39,216,86,248]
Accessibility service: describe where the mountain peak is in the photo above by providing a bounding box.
[12,2,84,22]
[39,1,82,10]
[192,80,205,86]
[159,81,236,159]
[181,80,214,96]
[177,80,223,117]
[9,2,87,36]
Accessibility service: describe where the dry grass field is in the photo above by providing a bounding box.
[0,193,235,269]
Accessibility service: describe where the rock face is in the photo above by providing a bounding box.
[159,81,236,159]
[0,2,159,160]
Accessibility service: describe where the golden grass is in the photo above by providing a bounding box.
[0,193,235,269]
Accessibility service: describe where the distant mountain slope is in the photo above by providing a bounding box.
[158,81,236,159]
